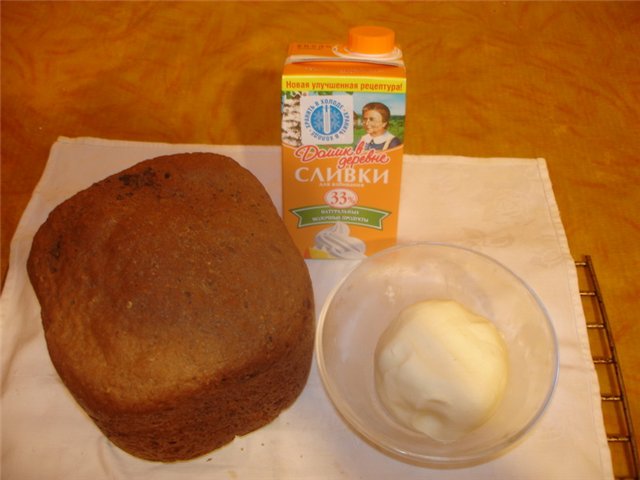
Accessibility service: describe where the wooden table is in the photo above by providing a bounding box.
[2,2,638,476]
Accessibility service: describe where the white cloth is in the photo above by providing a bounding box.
[0,137,613,479]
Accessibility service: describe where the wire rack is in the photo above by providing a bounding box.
[576,256,639,480]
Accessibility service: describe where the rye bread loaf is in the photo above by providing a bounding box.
[27,152,315,462]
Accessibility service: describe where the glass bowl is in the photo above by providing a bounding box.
[316,242,558,467]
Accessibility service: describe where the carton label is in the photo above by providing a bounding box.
[282,45,406,260]
[300,95,353,145]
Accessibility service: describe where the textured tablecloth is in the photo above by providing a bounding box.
[0,137,613,479]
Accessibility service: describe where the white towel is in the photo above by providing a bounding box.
[0,136,613,479]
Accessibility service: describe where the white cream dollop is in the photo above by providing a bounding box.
[314,222,366,259]
[374,300,508,443]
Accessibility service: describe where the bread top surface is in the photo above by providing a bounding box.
[27,153,313,411]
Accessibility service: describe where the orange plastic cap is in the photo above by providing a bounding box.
[347,26,396,55]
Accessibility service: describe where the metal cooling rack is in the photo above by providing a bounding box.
[576,256,639,480]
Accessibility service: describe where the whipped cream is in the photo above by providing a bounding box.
[374,300,508,443]
[314,222,366,259]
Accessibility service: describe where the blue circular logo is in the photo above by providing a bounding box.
[309,104,344,136]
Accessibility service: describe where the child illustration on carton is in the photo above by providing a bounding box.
[358,102,402,151]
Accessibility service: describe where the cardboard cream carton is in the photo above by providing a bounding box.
[281,26,406,259]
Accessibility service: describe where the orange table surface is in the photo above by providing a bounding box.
[2,1,638,474]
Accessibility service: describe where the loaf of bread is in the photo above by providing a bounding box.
[27,152,315,462]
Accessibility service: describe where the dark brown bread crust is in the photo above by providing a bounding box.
[27,153,314,462]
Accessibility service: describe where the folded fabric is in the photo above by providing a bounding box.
[0,137,613,479]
